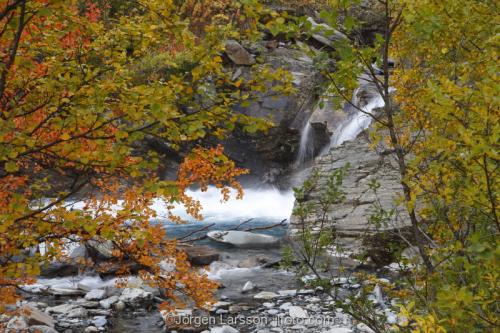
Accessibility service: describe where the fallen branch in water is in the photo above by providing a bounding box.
[177,218,288,243]
[242,219,288,232]
[231,218,254,230]
[177,223,215,241]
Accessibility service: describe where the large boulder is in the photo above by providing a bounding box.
[84,289,107,301]
[289,131,410,258]
[85,239,114,261]
[178,245,220,266]
[119,288,153,307]
[206,230,279,248]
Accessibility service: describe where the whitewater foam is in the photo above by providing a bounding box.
[62,186,294,223]
[152,186,295,222]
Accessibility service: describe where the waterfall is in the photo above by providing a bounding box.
[329,87,385,148]
[295,121,314,166]
[329,94,384,147]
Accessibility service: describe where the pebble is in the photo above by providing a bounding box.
[290,324,307,331]
[279,302,292,310]
[84,289,107,301]
[288,306,308,319]
[210,325,239,333]
[113,301,126,311]
[92,315,107,328]
[254,291,279,300]
[99,295,119,309]
[278,290,296,297]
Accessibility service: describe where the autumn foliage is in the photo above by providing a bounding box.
[0,0,289,315]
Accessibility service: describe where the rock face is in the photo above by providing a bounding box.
[289,132,409,255]
[225,40,255,65]
[220,45,324,187]
[306,17,347,48]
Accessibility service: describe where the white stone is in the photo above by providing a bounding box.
[210,325,239,333]
[46,304,79,315]
[278,290,296,297]
[253,291,279,300]
[99,295,119,309]
[290,325,306,331]
[207,230,279,248]
[279,302,292,310]
[262,302,275,309]
[288,306,308,319]
[119,288,153,306]
[267,309,279,315]
[74,299,99,308]
[113,301,125,311]
[85,327,99,333]
[92,316,107,328]
[326,328,353,333]
[85,289,107,301]
[47,287,85,296]
[66,307,88,318]
[212,301,232,309]
[297,289,314,295]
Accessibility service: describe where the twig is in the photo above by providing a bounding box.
[242,219,287,232]
[178,218,288,243]
[177,223,215,241]
[231,218,254,230]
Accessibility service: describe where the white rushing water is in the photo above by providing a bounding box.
[63,186,294,222]
[295,121,314,166]
[329,91,385,147]
[155,187,295,222]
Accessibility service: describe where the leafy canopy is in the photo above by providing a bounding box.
[0,0,291,312]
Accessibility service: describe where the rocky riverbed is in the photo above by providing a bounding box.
[2,232,401,333]
[2,212,405,333]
